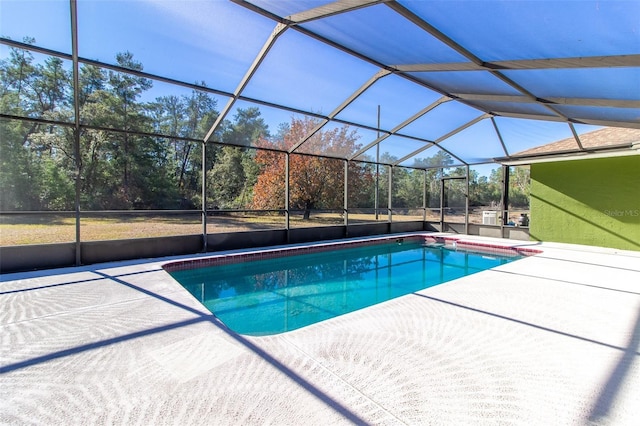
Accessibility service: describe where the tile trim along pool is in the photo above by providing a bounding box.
[162,234,543,273]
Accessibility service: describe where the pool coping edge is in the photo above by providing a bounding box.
[162,234,542,273]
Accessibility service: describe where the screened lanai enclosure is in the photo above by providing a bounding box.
[1,0,639,271]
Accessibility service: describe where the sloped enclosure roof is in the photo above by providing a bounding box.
[2,0,639,169]
[212,0,640,167]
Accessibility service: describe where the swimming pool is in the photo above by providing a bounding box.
[167,236,536,336]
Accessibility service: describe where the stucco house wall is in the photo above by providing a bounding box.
[530,155,640,251]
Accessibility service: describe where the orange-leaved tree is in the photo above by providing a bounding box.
[251,117,372,219]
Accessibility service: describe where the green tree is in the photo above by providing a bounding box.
[392,167,424,209]
[0,119,42,210]
[1,43,226,211]
[0,38,37,115]
[211,107,269,208]
[222,107,268,147]
[509,166,530,208]
[469,171,500,207]
[409,151,455,208]
[104,52,154,206]
[39,156,75,209]
[75,52,180,209]
[150,87,218,207]
[208,146,246,209]
[180,86,219,205]
[346,161,376,209]
[0,41,74,210]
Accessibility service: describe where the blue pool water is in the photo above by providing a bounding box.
[170,242,520,336]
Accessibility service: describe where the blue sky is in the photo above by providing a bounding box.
[3,0,633,174]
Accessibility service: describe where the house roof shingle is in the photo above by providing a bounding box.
[512,127,640,158]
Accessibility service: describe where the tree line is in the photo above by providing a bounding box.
[1,42,528,215]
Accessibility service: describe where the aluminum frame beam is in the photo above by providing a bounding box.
[491,117,510,158]
[489,111,568,122]
[494,143,636,164]
[289,69,392,153]
[348,96,451,160]
[393,54,640,72]
[70,0,82,266]
[453,94,640,109]
[568,122,585,150]
[285,0,391,24]
[204,22,288,143]
[492,111,640,129]
[383,1,573,123]
[491,55,640,70]
[393,114,490,166]
[574,118,640,130]
[230,1,639,131]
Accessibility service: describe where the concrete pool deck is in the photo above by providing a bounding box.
[1,234,639,425]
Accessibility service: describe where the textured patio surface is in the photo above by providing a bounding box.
[1,234,639,425]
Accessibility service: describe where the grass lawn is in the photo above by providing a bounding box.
[0,212,385,246]
[1,208,525,246]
